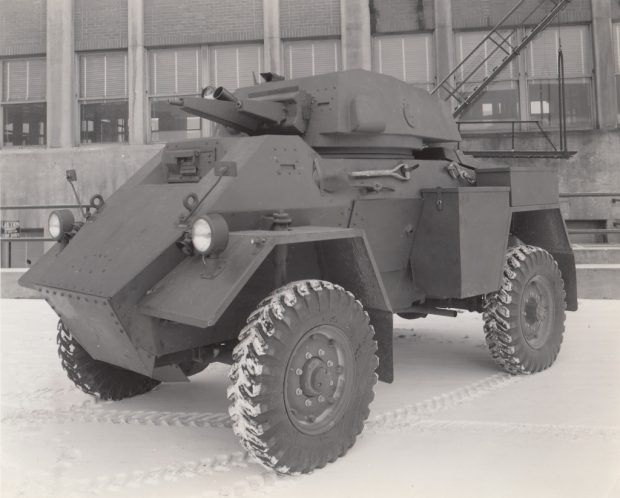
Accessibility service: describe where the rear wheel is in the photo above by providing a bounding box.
[56,320,160,400]
[483,245,566,374]
[227,280,378,474]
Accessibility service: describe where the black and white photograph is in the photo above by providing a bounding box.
[0,0,619,496]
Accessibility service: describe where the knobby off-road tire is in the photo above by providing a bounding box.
[227,280,379,474]
[483,245,566,375]
[57,320,160,400]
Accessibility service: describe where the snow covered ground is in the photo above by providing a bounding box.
[1,298,619,498]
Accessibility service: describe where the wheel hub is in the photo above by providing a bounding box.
[284,325,355,435]
[521,275,555,349]
[300,357,332,397]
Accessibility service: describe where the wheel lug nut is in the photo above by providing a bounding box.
[305,352,312,359]
[296,388,302,396]
[318,349,325,356]
[327,360,333,367]
[329,380,334,386]
[305,399,312,407]
[296,368,303,375]
[318,395,325,403]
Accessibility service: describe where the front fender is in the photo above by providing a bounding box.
[138,226,391,328]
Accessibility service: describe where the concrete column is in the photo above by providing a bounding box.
[128,0,147,144]
[591,0,617,129]
[434,0,455,96]
[263,0,282,75]
[46,0,75,148]
[340,0,372,70]
[0,62,4,148]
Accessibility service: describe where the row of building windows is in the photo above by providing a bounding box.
[1,24,617,147]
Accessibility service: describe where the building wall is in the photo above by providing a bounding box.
[144,0,264,46]
[75,0,128,50]
[1,0,619,271]
[0,145,162,230]
[371,0,435,33]
[0,0,46,56]
[611,0,620,20]
[280,0,341,38]
[452,0,592,29]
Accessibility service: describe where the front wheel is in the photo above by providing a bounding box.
[57,321,160,400]
[227,280,378,474]
[483,245,566,375]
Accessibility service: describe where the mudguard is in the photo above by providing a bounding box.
[139,226,391,328]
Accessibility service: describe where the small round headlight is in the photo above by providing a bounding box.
[191,214,229,255]
[48,209,75,241]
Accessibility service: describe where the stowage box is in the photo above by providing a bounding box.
[412,187,511,299]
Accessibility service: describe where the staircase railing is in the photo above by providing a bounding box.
[431,0,572,119]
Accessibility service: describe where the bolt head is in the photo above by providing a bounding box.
[318,349,325,356]
[318,395,325,403]
[296,388,302,396]
[305,352,312,360]
[295,368,303,375]
[327,360,334,367]
[305,399,312,407]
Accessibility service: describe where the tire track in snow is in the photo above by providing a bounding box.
[1,405,232,429]
[394,419,620,439]
[3,372,522,497]
[64,451,251,497]
[366,373,520,432]
[1,385,79,402]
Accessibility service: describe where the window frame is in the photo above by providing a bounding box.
[1,57,47,148]
[77,50,129,145]
[147,46,205,143]
[282,38,342,80]
[371,32,436,91]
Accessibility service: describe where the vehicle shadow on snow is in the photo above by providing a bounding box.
[101,319,499,418]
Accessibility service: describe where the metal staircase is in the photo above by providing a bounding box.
[431,0,571,119]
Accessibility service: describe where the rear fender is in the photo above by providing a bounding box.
[511,208,578,311]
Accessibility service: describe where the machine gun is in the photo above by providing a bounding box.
[169,85,312,135]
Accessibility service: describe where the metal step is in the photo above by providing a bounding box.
[576,264,620,299]
[573,244,620,264]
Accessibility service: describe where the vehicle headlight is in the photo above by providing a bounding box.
[48,210,75,241]
[191,214,229,255]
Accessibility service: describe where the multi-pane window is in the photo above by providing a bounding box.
[2,58,46,146]
[372,34,435,90]
[209,44,263,90]
[149,47,202,142]
[455,31,519,128]
[283,39,341,79]
[613,23,620,123]
[79,52,128,144]
[526,25,593,129]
